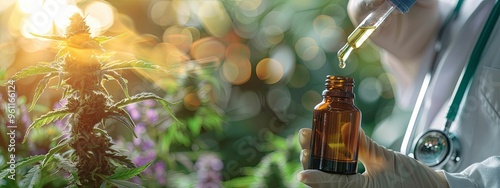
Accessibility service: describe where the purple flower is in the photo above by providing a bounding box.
[125,101,160,123]
[126,103,141,121]
[195,154,223,188]
[143,100,156,108]
[134,122,146,135]
[133,150,156,167]
[153,161,167,185]
[146,109,158,122]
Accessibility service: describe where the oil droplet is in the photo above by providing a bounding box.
[337,44,352,69]
[339,61,346,69]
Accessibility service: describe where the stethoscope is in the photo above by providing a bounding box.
[403,0,500,171]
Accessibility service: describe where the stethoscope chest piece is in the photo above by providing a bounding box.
[413,130,461,171]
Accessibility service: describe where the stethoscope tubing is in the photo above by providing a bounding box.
[406,0,500,170]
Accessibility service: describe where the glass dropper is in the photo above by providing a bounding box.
[337,1,395,69]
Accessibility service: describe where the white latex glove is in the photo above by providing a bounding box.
[297,128,450,188]
[348,0,440,61]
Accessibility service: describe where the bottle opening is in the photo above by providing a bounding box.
[324,75,354,98]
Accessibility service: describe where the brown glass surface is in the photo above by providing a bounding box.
[308,75,361,174]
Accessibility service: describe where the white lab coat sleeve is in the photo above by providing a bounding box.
[440,156,500,188]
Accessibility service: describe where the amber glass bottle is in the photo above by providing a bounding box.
[309,75,361,174]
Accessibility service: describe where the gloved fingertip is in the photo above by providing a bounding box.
[296,171,305,182]
[299,128,311,137]
[296,171,307,183]
[296,170,328,184]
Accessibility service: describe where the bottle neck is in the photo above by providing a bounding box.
[323,75,355,103]
[323,90,355,103]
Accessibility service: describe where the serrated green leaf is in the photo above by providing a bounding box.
[10,63,59,81]
[106,107,137,138]
[108,161,152,180]
[96,174,145,188]
[96,52,116,62]
[42,138,69,168]
[19,165,41,188]
[52,154,77,173]
[113,93,166,107]
[0,170,10,181]
[108,153,136,169]
[94,36,116,44]
[103,60,161,71]
[106,179,145,188]
[30,33,66,41]
[61,87,73,99]
[105,70,130,98]
[24,109,71,143]
[56,72,64,89]
[156,99,180,123]
[187,116,202,136]
[3,155,45,180]
[113,93,180,123]
[30,73,57,111]
[0,155,44,173]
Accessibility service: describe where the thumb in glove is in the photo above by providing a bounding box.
[297,127,449,188]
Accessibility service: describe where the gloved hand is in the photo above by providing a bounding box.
[348,0,440,60]
[297,128,450,188]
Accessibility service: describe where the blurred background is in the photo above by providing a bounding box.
[0,0,406,187]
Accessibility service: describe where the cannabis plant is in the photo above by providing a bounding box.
[1,13,176,187]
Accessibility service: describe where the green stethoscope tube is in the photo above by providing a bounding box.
[445,0,500,127]
[414,0,500,170]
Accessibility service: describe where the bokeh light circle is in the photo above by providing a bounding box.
[289,64,310,88]
[295,37,318,61]
[163,26,194,53]
[84,1,114,36]
[183,91,201,111]
[302,47,326,70]
[198,1,231,37]
[256,58,283,84]
[302,90,322,111]
[267,88,291,113]
[358,77,382,103]
[191,37,226,61]
[221,58,251,85]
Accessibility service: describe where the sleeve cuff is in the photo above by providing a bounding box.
[438,170,477,188]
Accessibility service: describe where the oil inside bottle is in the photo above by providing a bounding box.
[337,26,377,69]
[309,76,361,174]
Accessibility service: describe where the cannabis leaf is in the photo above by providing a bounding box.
[113,92,179,123]
[24,108,72,143]
[103,60,161,71]
[10,63,59,81]
[105,70,130,98]
[30,72,58,111]
[0,155,45,180]
[105,107,137,138]
[0,155,44,171]
[108,161,153,180]
[42,138,70,168]
[52,154,77,173]
[97,173,146,188]
[30,33,66,41]
[19,165,41,188]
